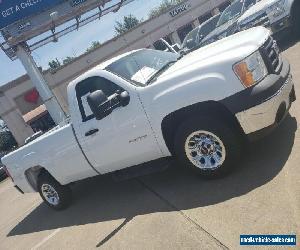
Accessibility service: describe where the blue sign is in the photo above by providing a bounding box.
[0,0,65,30]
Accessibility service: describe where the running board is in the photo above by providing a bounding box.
[112,158,170,182]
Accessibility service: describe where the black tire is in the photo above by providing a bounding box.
[37,172,72,210]
[292,3,300,38]
[174,116,242,178]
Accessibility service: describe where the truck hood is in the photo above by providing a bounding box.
[241,0,275,20]
[158,27,270,80]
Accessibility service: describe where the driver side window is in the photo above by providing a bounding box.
[75,76,122,122]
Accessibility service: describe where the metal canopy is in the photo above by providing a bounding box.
[1,0,134,60]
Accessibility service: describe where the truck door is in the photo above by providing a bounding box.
[73,75,163,174]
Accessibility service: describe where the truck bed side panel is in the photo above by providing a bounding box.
[2,124,98,192]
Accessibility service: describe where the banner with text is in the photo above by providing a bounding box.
[0,0,65,29]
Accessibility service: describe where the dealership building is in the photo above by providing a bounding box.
[0,0,230,145]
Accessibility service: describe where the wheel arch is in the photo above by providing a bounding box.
[25,166,56,192]
[161,101,245,155]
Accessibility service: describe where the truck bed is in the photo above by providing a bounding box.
[1,124,98,192]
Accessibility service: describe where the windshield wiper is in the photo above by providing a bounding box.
[146,61,177,85]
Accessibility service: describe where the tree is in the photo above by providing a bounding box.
[62,56,75,65]
[149,0,183,18]
[48,58,61,70]
[114,15,140,35]
[86,41,101,53]
[0,131,17,152]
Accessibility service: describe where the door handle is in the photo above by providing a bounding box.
[85,129,99,137]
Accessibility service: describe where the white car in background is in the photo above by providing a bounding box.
[200,0,299,49]
[238,0,300,37]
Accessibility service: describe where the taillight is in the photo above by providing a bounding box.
[3,166,13,181]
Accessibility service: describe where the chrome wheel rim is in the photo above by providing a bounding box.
[185,130,226,170]
[41,184,60,206]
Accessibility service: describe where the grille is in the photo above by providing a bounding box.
[240,12,269,29]
[260,36,282,74]
[251,12,269,27]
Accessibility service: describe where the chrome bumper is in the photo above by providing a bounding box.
[235,75,294,135]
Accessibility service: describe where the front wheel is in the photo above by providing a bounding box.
[174,116,242,178]
[38,172,72,210]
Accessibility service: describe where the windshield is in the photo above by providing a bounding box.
[199,14,220,38]
[182,14,220,51]
[182,27,200,50]
[105,50,179,86]
[217,0,244,27]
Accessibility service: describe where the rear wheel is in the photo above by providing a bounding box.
[38,172,72,210]
[174,116,242,178]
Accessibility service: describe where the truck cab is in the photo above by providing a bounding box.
[67,56,166,174]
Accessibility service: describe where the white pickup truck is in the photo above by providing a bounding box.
[2,27,296,210]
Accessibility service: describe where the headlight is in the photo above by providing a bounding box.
[267,0,285,18]
[233,51,267,88]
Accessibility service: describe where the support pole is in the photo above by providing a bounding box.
[15,44,66,125]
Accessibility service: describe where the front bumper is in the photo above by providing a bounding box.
[220,58,296,140]
[268,16,291,35]
[235,74,295,137]
[271,16,291,34]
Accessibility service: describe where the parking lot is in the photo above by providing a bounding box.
[1,36,300,250]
